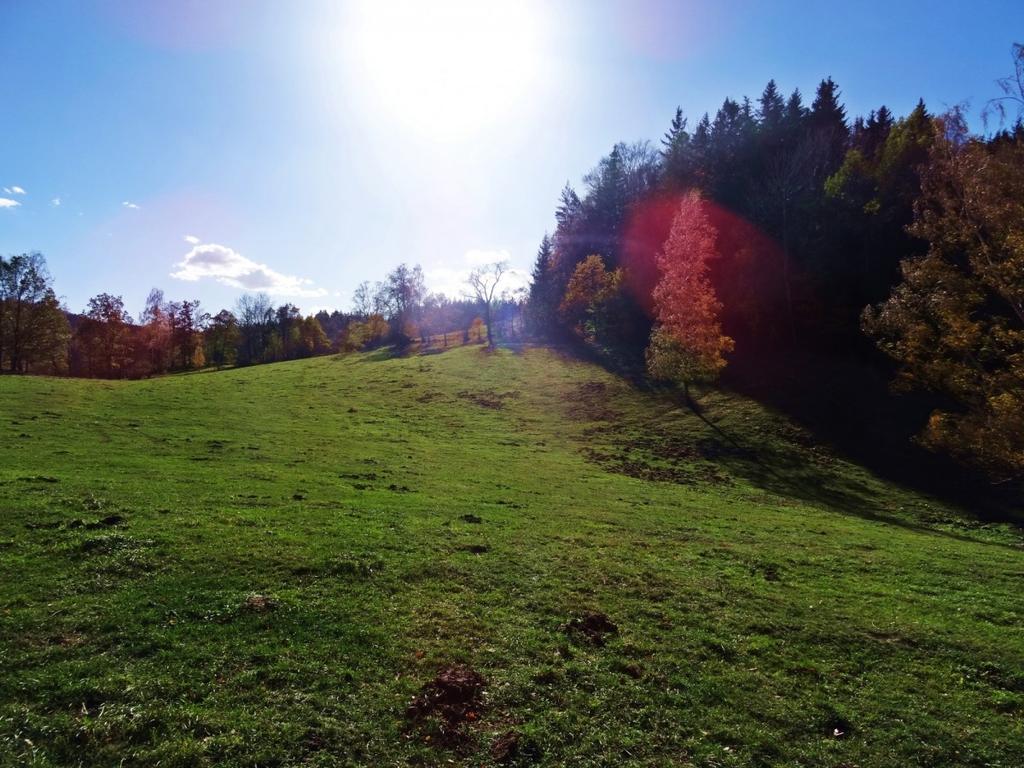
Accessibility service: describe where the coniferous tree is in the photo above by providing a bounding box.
[527,234,559,336]
[757,79,786,132]
[661,108,696,189]
[662,107,686,154]
[810,77,849,170]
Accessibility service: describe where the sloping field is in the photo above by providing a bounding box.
[1,346,1021,766]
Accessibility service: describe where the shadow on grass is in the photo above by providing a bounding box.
[566,358,1021,544]
[682,393,1024,547]
[722,353,1022,525]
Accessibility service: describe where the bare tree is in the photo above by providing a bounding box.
[351,281,373,319]
[465,262,507,348]
[983,43,1024,129]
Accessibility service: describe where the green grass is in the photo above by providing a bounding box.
[1,345,1021,767]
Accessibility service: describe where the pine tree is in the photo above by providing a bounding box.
[784,89,807,132]
[661,107,692,187]
[758,79,786,132]
[810,77,849,168]
[661,107,686,154]
[584,144,628,250]
[528,234,557,337]
[555,182,582,230]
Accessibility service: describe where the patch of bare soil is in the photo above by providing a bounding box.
[242,594,278,613]
[406,664,487,747]
[458,389,519,410]
[582,447,730,485]
[564,381,621,422]
[491,730,542,764]
[565,611,619,645]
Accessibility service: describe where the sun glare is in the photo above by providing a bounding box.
[344,0,546,137]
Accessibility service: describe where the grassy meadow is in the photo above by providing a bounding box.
[1,345,1022,767]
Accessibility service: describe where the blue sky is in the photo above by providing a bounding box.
[1,0,1021,317]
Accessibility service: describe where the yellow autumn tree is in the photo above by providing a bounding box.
[559,254,623,343]
[863,111,1024,480]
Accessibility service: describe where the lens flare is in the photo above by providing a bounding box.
[622,193,785,346]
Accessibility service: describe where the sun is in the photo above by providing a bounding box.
[343,0,546,137]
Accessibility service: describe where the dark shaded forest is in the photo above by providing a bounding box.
[526,51,1024,487]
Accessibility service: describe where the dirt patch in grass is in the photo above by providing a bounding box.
[67,514,126,529]
[491,730,542,764]
[564,381,622,422]
[613,660,643,679]
[458,389,518,410]
[459,514,483,524]
[340,472,378,481]
[583,447,730,485]
[242,594,278,613]
[565,611,619,645]
[406,664,487,747]
[48,631,86,648]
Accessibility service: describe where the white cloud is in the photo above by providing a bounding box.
[424,248,529,299]
[0,198,20,209]
[171,241,327,298]
[51,197,61,207]
[122,201,140,210]
[3,186,25,195]
[183,234,200,245]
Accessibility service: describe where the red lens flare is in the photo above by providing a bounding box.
[621,193,785,342]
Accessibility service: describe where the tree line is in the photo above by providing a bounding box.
[525,45,1024,481]
[0,257,523,379]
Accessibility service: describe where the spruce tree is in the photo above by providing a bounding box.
[810,77,849,168]
[758,79,786,131]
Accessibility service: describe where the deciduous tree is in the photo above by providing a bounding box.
[863,111,1024,480]
[646,193,733,394]
[559,254,623,345]
[466,261,507,348]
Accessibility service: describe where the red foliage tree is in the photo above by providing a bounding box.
[647,192,734,393]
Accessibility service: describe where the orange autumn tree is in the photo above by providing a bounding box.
[647,191,733,395]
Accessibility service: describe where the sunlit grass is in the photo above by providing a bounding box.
[1,345,1021,766]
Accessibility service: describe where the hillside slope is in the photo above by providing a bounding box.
[1,346,1021,767]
